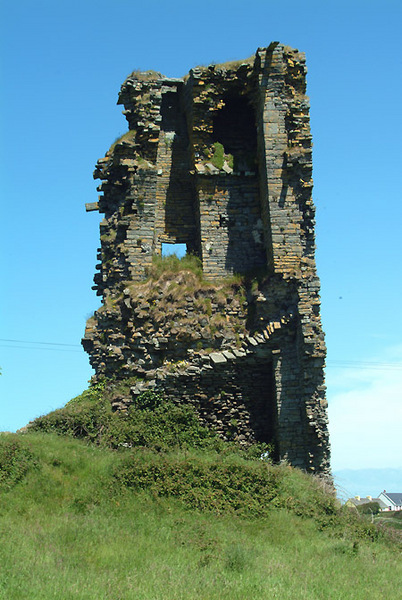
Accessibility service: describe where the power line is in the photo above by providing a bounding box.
[0,338,80,347]
[0,344,82,353]
[1,339,401,370]
[0,338,83,354]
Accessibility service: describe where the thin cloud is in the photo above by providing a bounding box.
[327,345,402,470]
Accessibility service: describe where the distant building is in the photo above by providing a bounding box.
[377,491,402,511]
[345,495,387,511]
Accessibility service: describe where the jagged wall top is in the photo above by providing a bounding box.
[89,43,316,295]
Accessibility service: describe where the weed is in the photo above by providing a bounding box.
[127,69,162,81]
[146,253,203,281]
[108,130,136,152]
[227,153,234,169]
[211,142,224,170]
[225,544,249,572]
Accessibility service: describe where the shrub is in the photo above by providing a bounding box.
[104,399,222,452]
[29,381,110,443]
[113,452,283,517]
[357,501,381,516]
[29,384,223,453]
[132,390,163,411]
[0,437,38,490]
[28,382,275,468]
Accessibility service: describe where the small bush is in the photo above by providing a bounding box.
[357,501,381,516]
[132,390,164,411]
[104,399,222,452]
[29,381,110,443]
[0,437,38,490]
[114,452,283,517]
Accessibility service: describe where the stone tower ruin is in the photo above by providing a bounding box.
[83,43,330,474]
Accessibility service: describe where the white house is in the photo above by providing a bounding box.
[377,491,402,511]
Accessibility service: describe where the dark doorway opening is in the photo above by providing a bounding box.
[160,91,180,132]
[212,93,258,173]
[230,358,278,458]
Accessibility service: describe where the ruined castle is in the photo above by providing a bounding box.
[82,43,330,474]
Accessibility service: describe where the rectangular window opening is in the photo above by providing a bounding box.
[161,243,187,258]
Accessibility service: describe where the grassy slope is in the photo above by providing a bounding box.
[0,430,401,600]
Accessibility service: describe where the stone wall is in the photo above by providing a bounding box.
[83,43,330,475]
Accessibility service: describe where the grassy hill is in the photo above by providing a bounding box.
[1,385,400,599]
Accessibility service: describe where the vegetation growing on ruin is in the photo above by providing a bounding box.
[141,254,245,310]
[126,69,162,81]
[201,141,234,171]
[108,130,136,153]
[187,55,254,78]
[146,252,204,281]
[144,252,251,292]
[214,55,255,70]
[99,253,248,352]
[28,384,230,454]
[88,254,277,373]
[211,141,224,169]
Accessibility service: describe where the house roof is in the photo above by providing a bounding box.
[347,497,387,509]
[380,492,402,505]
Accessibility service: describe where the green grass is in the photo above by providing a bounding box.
[211,142,224,170]
[145,253,204,281]
[375,511,402,534]
[1,387,401,599]
[0,430,400,599]
[108,130,136,153]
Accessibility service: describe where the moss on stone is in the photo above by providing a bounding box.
[211,142,224,170]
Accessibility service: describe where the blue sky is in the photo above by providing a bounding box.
[1,0,401,496]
